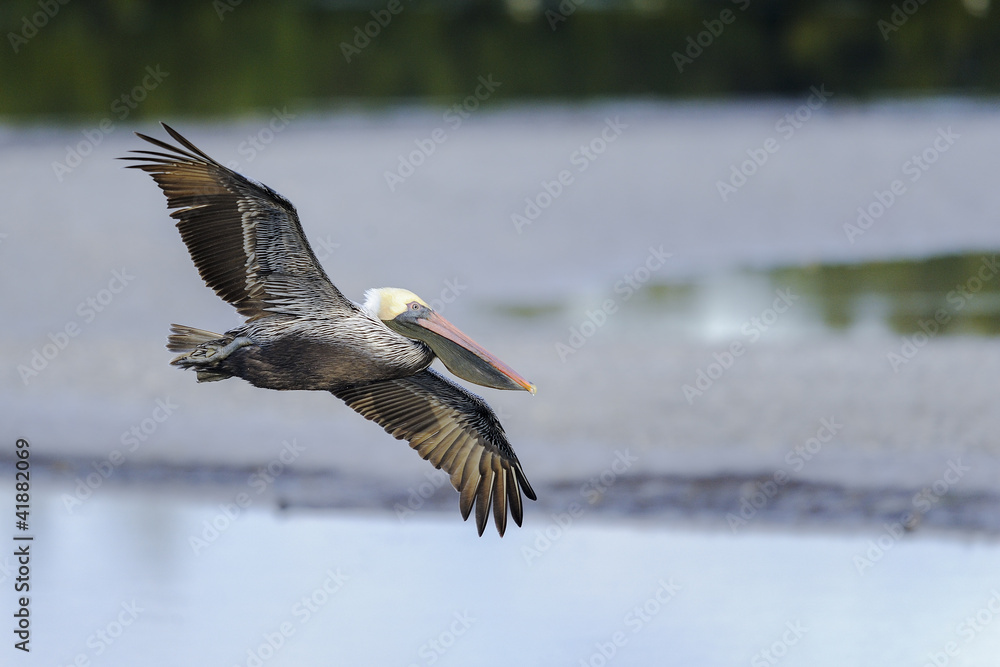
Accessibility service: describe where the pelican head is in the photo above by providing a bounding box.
[363,288,536,394]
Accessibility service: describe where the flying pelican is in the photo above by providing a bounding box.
[123,123,536,536]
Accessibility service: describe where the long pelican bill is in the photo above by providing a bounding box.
[388,310,536,394]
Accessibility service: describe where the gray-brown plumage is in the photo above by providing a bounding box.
[124,123,537,536]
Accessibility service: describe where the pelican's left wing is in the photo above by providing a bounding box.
[123,123,353,320]
[332,369,536,536]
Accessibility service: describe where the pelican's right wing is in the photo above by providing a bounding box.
[123,123,354,320]
[332,369,536,537]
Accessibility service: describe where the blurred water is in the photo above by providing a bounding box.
[10,480,1000,667]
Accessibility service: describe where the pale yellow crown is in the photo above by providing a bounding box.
[362,287,429,321]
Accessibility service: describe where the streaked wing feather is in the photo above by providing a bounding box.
[459,469,479,521]
[506,468,523,527]
[475,452,493,536]
[122,123,353,320]
[427,425,462,468]
[441,439,472,481]
[332,369,535,536]
[491,461,507,537]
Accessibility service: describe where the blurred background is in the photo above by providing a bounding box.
[2,0,1000,665]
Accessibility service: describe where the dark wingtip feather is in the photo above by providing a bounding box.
[515,464,537,502]
[492,466,507,537]
[475,456,492,536]
[119,124,218,169]
[160,122,223,165]
[506,468,524,527]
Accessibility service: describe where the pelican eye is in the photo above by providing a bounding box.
[408,301,421,311]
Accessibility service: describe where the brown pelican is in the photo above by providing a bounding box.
[123,123,536,536]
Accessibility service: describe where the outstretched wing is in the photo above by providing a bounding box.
[123,122,353,320]
[333,369,536,537]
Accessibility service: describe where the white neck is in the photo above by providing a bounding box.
[360,288,382,319]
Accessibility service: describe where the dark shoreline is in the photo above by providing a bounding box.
[11,455,1000,537]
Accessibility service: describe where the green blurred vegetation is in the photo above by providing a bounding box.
[0,0,997,119]
[506,254,1000,336]
[772,253,1000,335]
